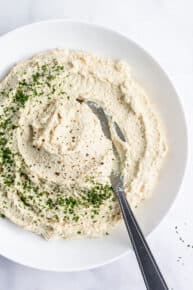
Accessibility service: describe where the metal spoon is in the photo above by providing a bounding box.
[86,100,169,290]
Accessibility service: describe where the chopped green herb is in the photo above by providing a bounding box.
[15,89,29,105]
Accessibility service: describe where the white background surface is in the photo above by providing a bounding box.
[0,0,192,289]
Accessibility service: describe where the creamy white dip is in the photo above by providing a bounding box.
[0,49,167,239]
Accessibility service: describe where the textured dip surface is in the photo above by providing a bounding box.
[0,49,167,239]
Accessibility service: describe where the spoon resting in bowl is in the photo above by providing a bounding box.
[85,99,169,290]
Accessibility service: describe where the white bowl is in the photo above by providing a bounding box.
[0,19,187,272]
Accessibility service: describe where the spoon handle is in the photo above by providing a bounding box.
[116,190,168,290]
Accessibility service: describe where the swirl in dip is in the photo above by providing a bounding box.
[0,50,167,239]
